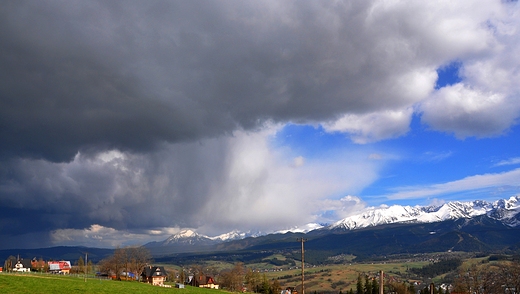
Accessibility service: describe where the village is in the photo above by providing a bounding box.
[1,255,223,289]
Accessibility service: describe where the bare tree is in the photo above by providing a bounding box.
[98,246,152,281]
[127,246,152,281]
[452,261,520,294]
[479,261,520,293]
[3,256,17,272]
[220,262,246,291]
[245,268,261,292]
[453,263,485,294]
[77,256,85,274]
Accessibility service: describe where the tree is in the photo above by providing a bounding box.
[453,264,485,294]
[78,256,85,274]
[179,269,186,284]
[370,277,378,294]
[270,279,281,294]
[3,256,17,273]
[364,275,370,294]
[356,274,363,294]
[260,274,270,294]
[220,262,246,292]
[245,268,261,292]
[87,259,92,276]
[386,281,415,294]
[98,246,152,281]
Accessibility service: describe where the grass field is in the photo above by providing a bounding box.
[0,273,226,294]
[261,261,429,293]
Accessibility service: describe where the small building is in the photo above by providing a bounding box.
[31,258,46,272]
[13,259,31,272]
[121,271,137,280]
[48,261,71,274]
[189,274,219,289]
[141,265,168,286]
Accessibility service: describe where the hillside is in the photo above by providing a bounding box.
[0,273,226,294]
[152,214,520,266]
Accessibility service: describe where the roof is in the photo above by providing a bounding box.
[142,265,168,278]
[48,261,71,271]
[14,259,32,269]
[191,275,218,286]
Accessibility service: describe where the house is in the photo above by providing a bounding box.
[31,258,46,272]
[141,265,168,286]
[13,259,31,272]
[121,271,137,280]
[189,274,219,289]
[48,261,71,274]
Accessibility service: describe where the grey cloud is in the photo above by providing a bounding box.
[0,144,229,239]
[1,0,446,162]
[0,129,382,247]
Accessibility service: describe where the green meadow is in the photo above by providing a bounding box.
[0,273,225,294]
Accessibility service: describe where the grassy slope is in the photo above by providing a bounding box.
[0,273,226,294]
[262,261,429,293]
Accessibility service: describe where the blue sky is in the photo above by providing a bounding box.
[274,117,520,208]
[271,59,520,209]
[1,0,520,249]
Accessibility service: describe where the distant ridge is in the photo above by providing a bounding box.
[148,196,520,250]
[0,246,114,264]
[7,197,519,262]
[328,196,520,231]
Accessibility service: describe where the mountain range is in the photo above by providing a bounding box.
[329,196,520,230]
[145,196,520,259]
[3,196,520,263]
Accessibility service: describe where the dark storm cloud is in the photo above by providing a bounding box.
[0,1,233,162]
[0,0,424,162]
[0,140,234,240]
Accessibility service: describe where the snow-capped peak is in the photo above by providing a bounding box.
[162,229,211,245]
[329,196,520,231]
[156,196,520,246]
[275,223,325,234]
[177,229,198,238]
[210,230,248,241]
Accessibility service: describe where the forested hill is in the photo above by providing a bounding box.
[0,246,113,264]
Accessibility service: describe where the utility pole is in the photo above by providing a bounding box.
[296,238,307,294]
[84,252,88,282]
[379,270,383,294]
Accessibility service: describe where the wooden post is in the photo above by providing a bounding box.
[379,270,383,294]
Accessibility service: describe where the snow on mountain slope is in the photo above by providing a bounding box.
[275,223,325,234]
[329,196,520,231]
[210,230,264,241]
[154,196,520,247]
[158,229,263,246]
[161,229,215,245]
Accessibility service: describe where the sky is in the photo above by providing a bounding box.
[1,0,520,250]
